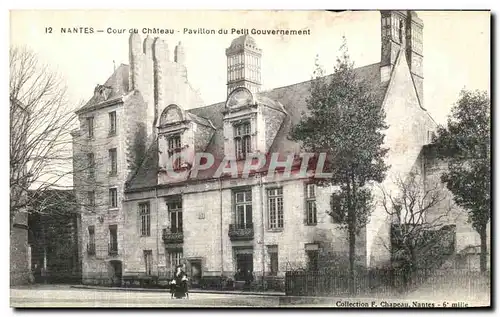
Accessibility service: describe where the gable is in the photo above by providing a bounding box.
[382,50,436,175]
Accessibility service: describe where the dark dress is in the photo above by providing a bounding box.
[170,271,188,299]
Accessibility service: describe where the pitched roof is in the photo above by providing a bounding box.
[186,111,214,128]
[125,141,159,190]
[76,64,130,114]
[126,62,388,192]
[229,35,258,49]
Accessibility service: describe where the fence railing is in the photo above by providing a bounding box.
[285,269,490,299]
[162,229,184,244]
[228,222,254,240]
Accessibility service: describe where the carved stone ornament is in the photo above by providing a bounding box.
[226,87,254,109]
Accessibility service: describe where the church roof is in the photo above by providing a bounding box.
[125,62,388,192]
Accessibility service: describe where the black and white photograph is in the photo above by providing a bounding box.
[8,9,491,308]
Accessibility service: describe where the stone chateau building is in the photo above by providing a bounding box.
[72,10,489,286]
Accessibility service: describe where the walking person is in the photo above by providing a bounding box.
[244,269,254,290]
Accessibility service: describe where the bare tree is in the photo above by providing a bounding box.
[9,46,94,219]
[381,172,456,274]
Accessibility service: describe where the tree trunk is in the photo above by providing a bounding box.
[409,250,417,289]
[479,225,488,272]
[348,179,356,295]
[348,216,356,295]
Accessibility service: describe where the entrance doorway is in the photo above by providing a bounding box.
[189,260,202,287]
[235,253,253,281]
[109,260,122,286]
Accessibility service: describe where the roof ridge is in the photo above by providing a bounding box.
[191,62,381,112]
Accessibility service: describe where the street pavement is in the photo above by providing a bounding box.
[10,284,490,308]
[10,285,281,308]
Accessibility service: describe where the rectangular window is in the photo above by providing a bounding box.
[234,122,251,160]
[88,226,95,255]
[139,202,151,236]
[87,153,95,179]
[144,250,153,275]
[268,245,278,276]
[109,225,118,254]
[168,249,183,269]
[109,111,117,136]
[267,188,284,230]
[167,134,182,170]
[86,117,94,138]
[305,183,317,225]
[234,189,252,229]
[87,191,95,210]
[168,200,183,233]
[109,188,118,208]
[88,226,95,244]
[109,148,117,176]
[307,250,319,271]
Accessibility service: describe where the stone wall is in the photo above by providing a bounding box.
[366,50,436,268]
[123,176,365,278]
[10,213,30,285]
[423,147,491,270]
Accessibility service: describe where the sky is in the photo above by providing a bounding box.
[10,10,490,125]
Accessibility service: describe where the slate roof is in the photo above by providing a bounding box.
[126,62,389,192]
[76,64,130,114]
[126,141,159,191]
[230,34,258,48]
[186,111,214,128]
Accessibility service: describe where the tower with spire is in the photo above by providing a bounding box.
[225,35,262,96]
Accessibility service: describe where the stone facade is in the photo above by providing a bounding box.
[124,175,369,279]
[72,11,487,284]
[10,210,30,285]
[366,46,436,268]
[72,37,203,282]
[422,146,491,270]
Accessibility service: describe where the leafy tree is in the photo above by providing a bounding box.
[432,89,490,272]
[290,37,389,293]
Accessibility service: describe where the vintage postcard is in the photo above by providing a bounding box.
[9,10,491,308]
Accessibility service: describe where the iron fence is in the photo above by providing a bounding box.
[285,268,490,300]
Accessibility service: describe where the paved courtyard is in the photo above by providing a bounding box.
[10,285,490,308]
[10,285,281,308]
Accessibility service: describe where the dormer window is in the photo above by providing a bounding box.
[94,84,111,100]
[167,134,182,170]
[234,121,251,160]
